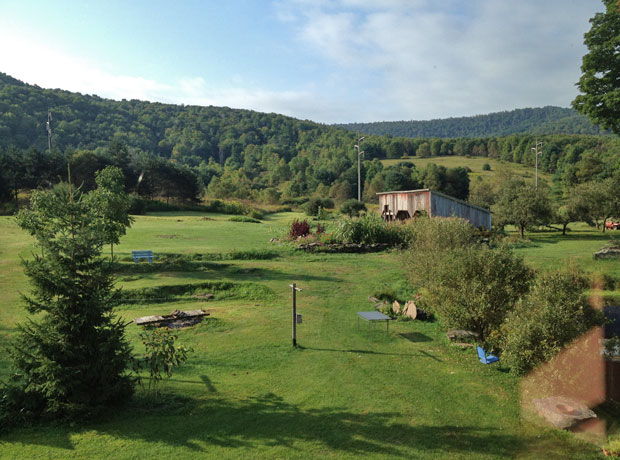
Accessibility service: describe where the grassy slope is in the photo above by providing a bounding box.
[0,213,608,459]
[381,156,552,183]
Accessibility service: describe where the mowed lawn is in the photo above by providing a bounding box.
[0,213,608,459]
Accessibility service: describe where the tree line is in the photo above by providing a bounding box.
[1,72,620,218]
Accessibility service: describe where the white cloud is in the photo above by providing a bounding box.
[275,0,602,121]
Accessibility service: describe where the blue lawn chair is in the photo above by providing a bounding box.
[477,346,500,366]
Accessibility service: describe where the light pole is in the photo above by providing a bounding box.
[46,110,52,154]
[354,136,365,201]
[532,140,543,190]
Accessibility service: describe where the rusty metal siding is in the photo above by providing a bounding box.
[377,189,491,230]
[429,192,491,230]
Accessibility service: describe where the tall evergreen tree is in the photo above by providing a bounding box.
[7,182,133,420]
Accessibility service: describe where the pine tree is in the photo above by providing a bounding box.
[7,181,133,420]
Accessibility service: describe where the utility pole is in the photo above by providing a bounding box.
[46,110,52,153]
[354,136,365,201]
[532,140,543,190]
[290,283,302,347]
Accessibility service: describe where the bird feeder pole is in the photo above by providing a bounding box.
[290,283,302,347]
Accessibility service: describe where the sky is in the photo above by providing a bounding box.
[0,0,604,124]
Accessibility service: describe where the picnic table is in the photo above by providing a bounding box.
[357,311,392,332]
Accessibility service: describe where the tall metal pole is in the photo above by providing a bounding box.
[46,110,52,154]
[355,136,365,201]
[290,283,302,347]
[532,140,543,190]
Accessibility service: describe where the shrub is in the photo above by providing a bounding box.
[290,219,311,239]
[332,213,406,245]
[500,268,605,375]
[229,216,261,223]
[482,163,491,171]
[136,328,193,395]
[409,245,533,345]
[403,217,478,289]
[248,209,264,220]
[340,199,367,217]
[304,197,334,216]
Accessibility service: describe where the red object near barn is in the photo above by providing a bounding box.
[605,221,620,230]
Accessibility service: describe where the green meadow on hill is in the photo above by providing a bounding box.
[0,212,615,459]
[381,156,552,183]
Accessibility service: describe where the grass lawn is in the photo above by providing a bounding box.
[0,213,611,459]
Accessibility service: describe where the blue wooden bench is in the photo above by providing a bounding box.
[132,250,154,263]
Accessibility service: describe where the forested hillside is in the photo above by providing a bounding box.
[337,106,606,138]
[1,72,619,216]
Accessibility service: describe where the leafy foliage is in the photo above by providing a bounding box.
[412,246,533,345]
[500,268,605,375]
[303,197,334,216]
[340,199,367,217]
[136,328,193,395]
[573,0,620,134]
[338,106,605,138]
[289,219,311,239]
[492,179,552,236]
[332,213,406,245]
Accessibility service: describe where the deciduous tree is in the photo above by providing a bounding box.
[573,0,620,134]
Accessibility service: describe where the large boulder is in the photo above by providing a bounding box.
[533,396,597,429]
[594,247,620,259]
[446,329,479,342]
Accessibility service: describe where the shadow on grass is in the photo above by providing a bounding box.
[398,332,433,343]
[117,264,341,284]
[298,346,442,361]
[527,231,615,246]
[8,393,532,457]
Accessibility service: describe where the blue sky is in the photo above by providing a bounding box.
[0,0,604,123]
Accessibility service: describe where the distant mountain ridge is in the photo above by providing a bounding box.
[336,106,607,138]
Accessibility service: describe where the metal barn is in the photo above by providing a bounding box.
[377,189,491,230]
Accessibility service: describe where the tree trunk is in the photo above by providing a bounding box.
[519,224,525,238]
[111,243,114,261]
[562,223,568,236]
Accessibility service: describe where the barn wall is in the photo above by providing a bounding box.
[430,192,491,230]
[379,191,429,218]
[378,189,491,230]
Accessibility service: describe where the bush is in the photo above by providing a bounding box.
[135,328,193,395]
[340,199,367,217]
[248,209,265,219]
[332,213,406,245]
[229,216,261,223]
[290,219,311,239]
[482,163,491,171]
[403,217,479,290]
[304,197,334,216]
[500,268,605,375]
[408,245,533,345]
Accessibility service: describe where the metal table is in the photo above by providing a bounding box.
[357,311,392,332]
